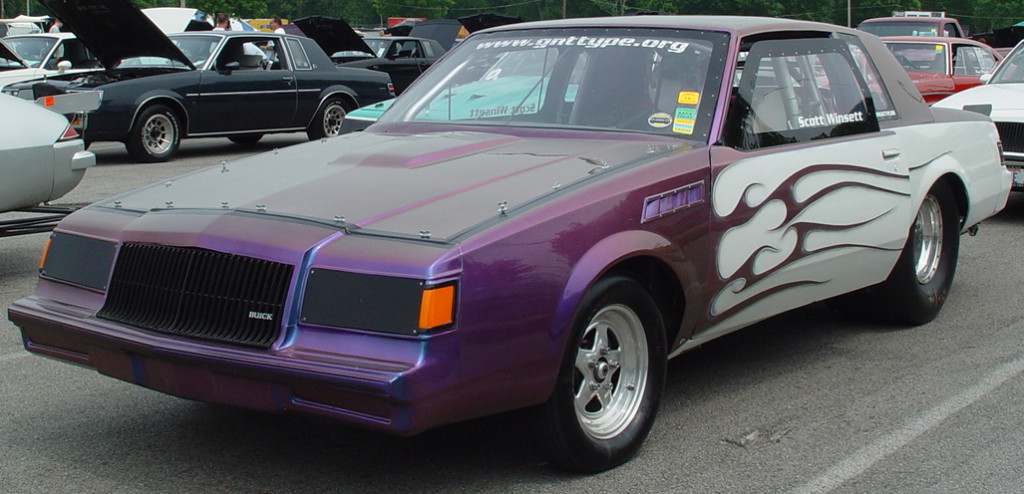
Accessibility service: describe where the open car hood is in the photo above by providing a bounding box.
[408,19,461,50]
[293,15,374,57]
[0,39,29,68]
[41,0,194,70]
[142,7,212,34]
[457,13,523,34]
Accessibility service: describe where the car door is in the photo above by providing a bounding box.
[194,36,297,134]
[704,38,912,333]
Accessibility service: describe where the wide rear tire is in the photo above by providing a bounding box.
[829,182,960,325]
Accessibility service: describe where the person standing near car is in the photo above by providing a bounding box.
[270,16,285,34]
[48,18,62,32]
[213,13,229,31]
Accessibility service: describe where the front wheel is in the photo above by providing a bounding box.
[533,275,666,473]
[126,104,181,163]
[306,97,348,140]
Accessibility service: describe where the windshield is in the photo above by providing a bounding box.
[5,36,57,69]
[114,35,217,69]
[989,45,1024,83]
[885,42,947,74]
[381,27,728,140]
[364,39,391,57]
[859,21,941,37]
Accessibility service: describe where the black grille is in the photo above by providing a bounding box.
[995,122,1024,154]
[98,244,294,348]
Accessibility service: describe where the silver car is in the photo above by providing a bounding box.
[0,93,95,214]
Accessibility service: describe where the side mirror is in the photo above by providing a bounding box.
[56,60,72,73]
[980,72,992,84]
[220,61,240,74]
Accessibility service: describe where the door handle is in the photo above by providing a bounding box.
[882,148,901,160]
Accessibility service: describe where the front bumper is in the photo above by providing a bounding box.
[1005,159,1024,191]
[8,295,461,435]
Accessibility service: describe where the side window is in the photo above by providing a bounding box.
[286,39,311,70]
[842,37,897,121]
[954,46,977,75]
[724,38,880,150]
[944,23,959,38]
[422,41,435,58]
[976,48,998,73]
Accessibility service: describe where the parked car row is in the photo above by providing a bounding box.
[7,14,1012,475]
[2,0,395,162]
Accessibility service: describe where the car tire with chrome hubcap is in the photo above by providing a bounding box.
[126,104,181,163]
[829,181,960,325]
[307,97,348,140]
[533,274,666,473]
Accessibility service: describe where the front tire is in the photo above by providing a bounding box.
[126,104,180,163]
[533,275,666,473]
[306,97,348,140]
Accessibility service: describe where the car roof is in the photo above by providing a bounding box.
[4,32,77,40]
[881,36,985,44]
[860,17,954,24]
[481,15,861,38]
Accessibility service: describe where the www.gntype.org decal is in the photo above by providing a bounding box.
[475,37,691,54]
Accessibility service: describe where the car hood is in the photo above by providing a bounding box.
[408,19,461,50]
[935,83,1024,113]
[41,0,193,70]
[142,7,212,34]
[293,15,374,58]
[0,39,29,68]
[458,13,523,34]
[95,130,690,243]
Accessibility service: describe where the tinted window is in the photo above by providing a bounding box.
[287,38,311,70]
[382,27,729,141]
[724,38,880,150]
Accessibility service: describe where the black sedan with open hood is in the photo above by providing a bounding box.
[3,0,393,162]
[293,15,447,95]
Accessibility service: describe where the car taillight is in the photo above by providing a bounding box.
[387,83,396,96]
[59,125,79,141]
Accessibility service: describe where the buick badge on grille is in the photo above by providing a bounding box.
[248,311,275,321]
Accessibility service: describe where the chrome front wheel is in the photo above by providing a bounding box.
[534,275,666,473]
[573,304,649,440]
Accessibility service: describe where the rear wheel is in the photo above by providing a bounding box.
[533,275,666,473]
[126,104,180,163]
[829,182,960,325]
[306,97,348,140]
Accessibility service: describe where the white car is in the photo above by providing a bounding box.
[0,33,100,88]
[0,93,95,215]
[934,41,1024,190]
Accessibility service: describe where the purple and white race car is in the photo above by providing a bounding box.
[8,16,1012,472]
